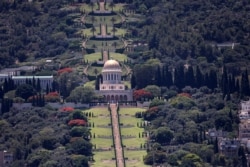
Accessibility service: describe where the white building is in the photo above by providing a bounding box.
[0,151,13,167]
[96,59,133,102]
[12,76,53,90]
[239,100,250,120]
[0,74,9,83]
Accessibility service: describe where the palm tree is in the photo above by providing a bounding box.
[111,26,117,36]
[90,16,96,25]
[110,17,116,26]
[89,2,95,13]
[113,41,118,48]
[109,2,115,12]
[90,26,96,37]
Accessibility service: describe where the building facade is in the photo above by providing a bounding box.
[0,151,13,167]
[96,59,133,102]
[12,76,53,90]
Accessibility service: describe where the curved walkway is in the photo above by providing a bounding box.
[110,104,125,167]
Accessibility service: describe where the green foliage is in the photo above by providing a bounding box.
[68,138,92,156]
[153,127,174,145]
[71,155,89,167]
[144,85,161,97]
[181,153,203,167]
[70,126,90,138]
[15,84,35,100]
[66,86,96,103]
[170,95,195,110]
[149,98,165,108]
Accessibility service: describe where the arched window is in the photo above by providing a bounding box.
[124,95,127,101]
[103,95,106,101]
[120,95,123,101]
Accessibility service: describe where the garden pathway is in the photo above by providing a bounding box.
[99,1,105,12]
[101,24,107,36]
[110,104,125,167]
[103,50,108,62]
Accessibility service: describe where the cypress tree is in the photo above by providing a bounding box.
[0,87,3,99]
[235,78,240,94]
[155,65,162,86]
[32,77,36,88]
[241,69,250,97]
[209,70,217,90]
[36,78,41,92]
[221,66,229,99]
[131,73,136,89]
[214,137,218,153]
[95,76,100,90]
[185,66,195,87]
[174,66,185,89]
[46,83,49,94]
[195,66,203,88]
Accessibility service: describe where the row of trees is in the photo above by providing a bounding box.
[132,63,217,90]
[132,62,250,100]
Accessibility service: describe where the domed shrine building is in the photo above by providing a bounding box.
[96,59,133,102]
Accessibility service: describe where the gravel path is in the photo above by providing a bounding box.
[99,2,105,12]
[103,50,108,62]
[101,24,107,36]
[110,104,125,167]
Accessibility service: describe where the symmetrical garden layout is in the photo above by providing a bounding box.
[80,1,129,80]
[86,106,149,167]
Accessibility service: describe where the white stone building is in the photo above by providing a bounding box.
[96,59,133,102]
[12,76,53,90]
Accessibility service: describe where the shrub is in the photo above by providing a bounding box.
[68,119,87,126]
[133,89,153,101]
[58,68,72,74]
[61,107,75,112]
[149,98,165,108]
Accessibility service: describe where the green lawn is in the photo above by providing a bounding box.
[118,108,149,166]
[124,151,149,167]
[80,3,99,13]
[84,52,127,62]
[87,66,102,76]
[91,151,116,167]
[105,3,125,12]
[85,40,124,50]
[83,108,115,167]
[84,80,95,89]
[84,52,102,62]
[83,107,149,167]
[85,15,122,26]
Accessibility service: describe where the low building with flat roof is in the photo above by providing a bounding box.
[12,76,53,90]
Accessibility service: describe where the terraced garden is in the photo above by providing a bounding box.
[84,106,149,167]
[86,108,116,167]
[119,108,149,167]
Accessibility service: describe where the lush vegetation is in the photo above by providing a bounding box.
[0,0,250,166]
[0,106,92,167]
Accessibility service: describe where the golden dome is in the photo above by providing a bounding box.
[102,59,121,71]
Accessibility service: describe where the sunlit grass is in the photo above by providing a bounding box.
[83,108,115,167]
[91,151,116,167]
[118,108,149,166]
[124,151,149,167]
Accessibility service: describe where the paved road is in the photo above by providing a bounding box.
[110,104,125,167]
